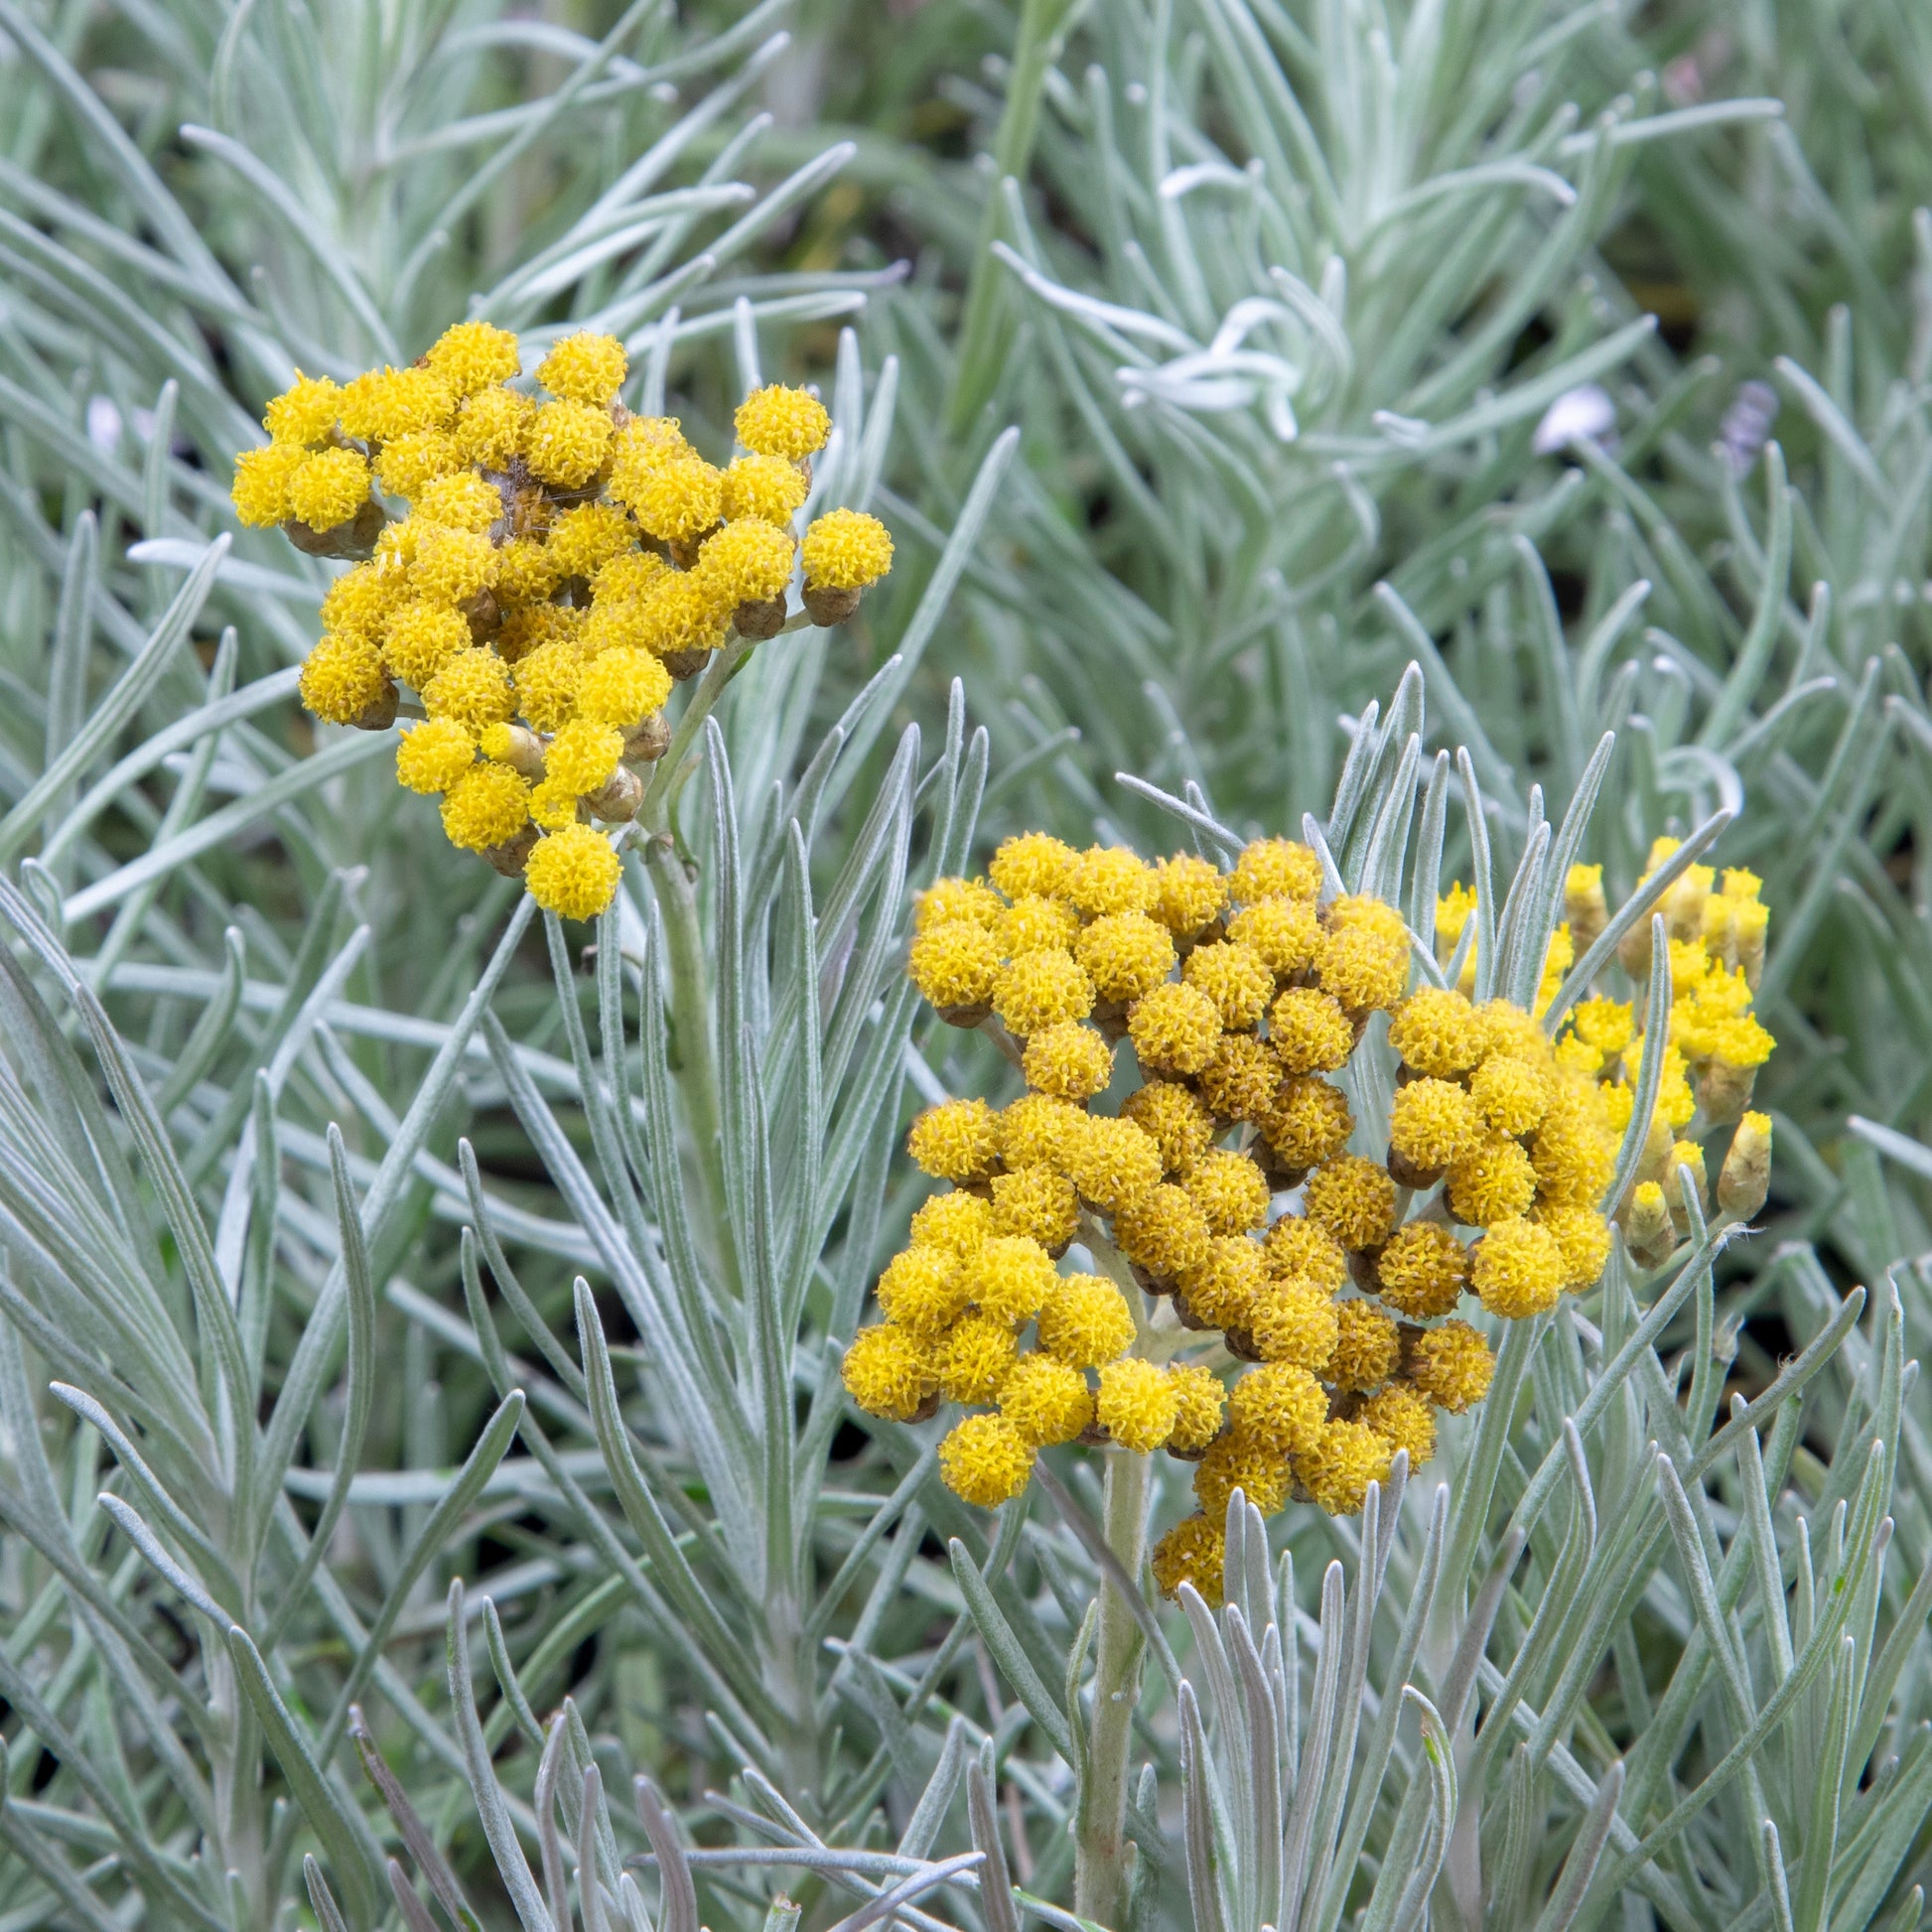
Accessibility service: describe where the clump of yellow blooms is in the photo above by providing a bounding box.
[233,329,893,921]
[842,829,1762,1606]
[1436,845,1776,1263]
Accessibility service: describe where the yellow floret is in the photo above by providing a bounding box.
[409,524,499,605]
[526,399,615,488]
[1373,1222,1468,1318]
[1263,1215,1348,1292]
[1531,1093,1618,1208]
[907,1099,1001,1182]
[380,600,471,690]
[537,332,627,406]
[264,370,341,447]
[545,720,622,797]
[1037,1274,1136,1368]
[1329,1300,1401,1392]
[425,321,521,396]
[1436,881,1477,950]
[1000,1093,1085,1172]
[618,457,725,544]
[1535,1203,1613,1291]
[1121,1081,1215,1173]
[576,648,672,731]
[456,385,533,469]
[1303,1156,1398,1251]
[994,948,1095,1036]
[1470,1055,1550,1136]
[914,876,1005,931]
[1710,1013,1776,1069]
[1183,1149,1272,1235]
[613,414,693,470]
[721,453,810,525]
[937,1315,1019,1404]
[1151,853,1230,936]
[1227,1361,1326,1456]
[842,1323,935,1423]
[1447,1135,1538,1226]
[1227,897,1323,976]
[1066,845,1158,919]
[592,550,670,604]
[1472,1217,1566,1318]
[440,762,531,853]
[1268,987,1353,1074]
[938,1414,1034,1507]
[1249,1279,1339,1372]
[698,517,796,605]
[909,1190,996,1257]
[1064,1115,1164,1211]
[1194,1434,1292,1520]
[524,823,622,920]
[1075,910,1177,1003]
[988,832,1076,900]
[1167,1364,1226,1454]
[1184,940,1276,1031]
[321,564,401,641]
[494,541,561,609]
[1298,1420,1395,1515]
[1113,1183,1212,1284]
[1128,981,1223,1076]
[1260,1077,1353,1172]
[990,1166,1079,1250]
[1316,926,1410,1014]
[1407,1319,1494,1412]
[1096,1358,1179,1452]
[736,383,832,461]
[231,443,306,525]
[1479,999,1550,1065]
[962,1236,1058,1328]
[800,508,894,592]
[1388,986,1485,1078]
[999,1356,1094,1447]
[298,633,390,725]
[997,894,1078,955]
[1565,863,1606,937]
[1199,1036,1285,1126]
[908,919,1003,1011]
[1229,838,1322,902]
[1360,1384,1436,1470]
[1389,1077,1482,1172]
[1571,996,1634,1058]
[1153,1514,1226,1603]
[509,637,584,734]
[412,470,504,534]
[1178,1235,1267,1330]
[498,602,580,665]
[547,502,636,579]
[1023,1021,1115,1102]
[423,647,515,732]
[395,718,476,794]
[342,366,456,443]
[1327,895,1409,945]
[874,1247,968,1335]
[528,777,580,833]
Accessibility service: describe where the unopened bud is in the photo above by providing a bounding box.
[1665,865,1714,941]
[733,594,788,640]
[1733,897,1769,990]
[1697,1056,1757,1129]
[585,765,643,823]
[483,824,539,879]
[1565,864,1607,951]
[483,722,546,777]
[803,581,862,626]
[1633,1108,1675,1186]
[348,677,399,733]
[1660,1139,1708,1234]
[660,646,711,682]
[624,712,672,762]
[1622,1181,1675,1267]
[1718,1110,1772,1221]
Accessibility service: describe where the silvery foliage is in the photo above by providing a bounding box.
[0,5,1930,1932]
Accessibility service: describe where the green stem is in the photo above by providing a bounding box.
[1075,1446,1150,1931]
[945,0,1082,437]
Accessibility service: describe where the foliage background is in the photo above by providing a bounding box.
[5,0,1932,1927]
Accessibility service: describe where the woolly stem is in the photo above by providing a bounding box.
[1075,1445,1150,1930]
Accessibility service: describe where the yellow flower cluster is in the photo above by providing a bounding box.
[234,325,894,920]
[845,832,1630,1606]
[1439,845,1775,1263]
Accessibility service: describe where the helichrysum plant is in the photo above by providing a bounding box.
[234,325,893,919]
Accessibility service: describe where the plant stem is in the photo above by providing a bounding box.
[1075,1445,1150,1931]
[641,827,738,1295]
